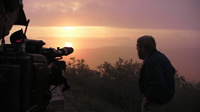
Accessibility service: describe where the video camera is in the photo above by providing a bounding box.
[0,27,74,111]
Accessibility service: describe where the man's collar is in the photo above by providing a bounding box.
[142,48,157,67]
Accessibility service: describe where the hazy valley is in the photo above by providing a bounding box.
[63,46,200,82]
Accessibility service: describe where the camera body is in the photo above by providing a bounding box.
[1,1,73,111]
[0,37,73,112]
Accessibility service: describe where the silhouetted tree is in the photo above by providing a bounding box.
[174,70,187,88]
[97,57,142,111]
[196,82,200,88]
[64,57,194,112]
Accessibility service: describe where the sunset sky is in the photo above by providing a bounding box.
[6,0,200,49]
[3,0,200,82]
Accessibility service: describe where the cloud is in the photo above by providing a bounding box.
[24,0,92,13]
[24,1,71,13]
[25,35,134,49]
[23,0,200,30]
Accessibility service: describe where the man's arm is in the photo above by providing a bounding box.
[145,59,165,102]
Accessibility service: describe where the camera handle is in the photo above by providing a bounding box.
[1,18,7,45]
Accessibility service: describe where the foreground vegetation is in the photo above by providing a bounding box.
[63,57,200,112]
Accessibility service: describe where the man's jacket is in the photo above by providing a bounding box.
[139,49,175,104]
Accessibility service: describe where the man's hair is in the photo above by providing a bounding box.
[137,35,156,53]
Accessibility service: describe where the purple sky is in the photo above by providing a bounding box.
[23,0,200,30]
[5,0,199,81]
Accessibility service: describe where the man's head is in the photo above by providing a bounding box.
[136,35,156,60]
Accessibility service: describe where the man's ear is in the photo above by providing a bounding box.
[141,46,145,52]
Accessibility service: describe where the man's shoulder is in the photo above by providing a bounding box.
[148,50,169,63]
[150,50,167,58]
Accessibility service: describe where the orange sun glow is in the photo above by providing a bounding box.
[64,26,73,30]
[65,42,73,47]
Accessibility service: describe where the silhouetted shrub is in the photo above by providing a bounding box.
[64,57,199,112]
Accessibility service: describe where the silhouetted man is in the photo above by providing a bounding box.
[136,35,175,112]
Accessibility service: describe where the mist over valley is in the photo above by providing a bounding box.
[63,46,200,82]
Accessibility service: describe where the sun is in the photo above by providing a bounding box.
[64,26,73,30]
[65,42,73,47]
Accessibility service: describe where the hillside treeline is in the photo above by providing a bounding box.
[64,57,200,112]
